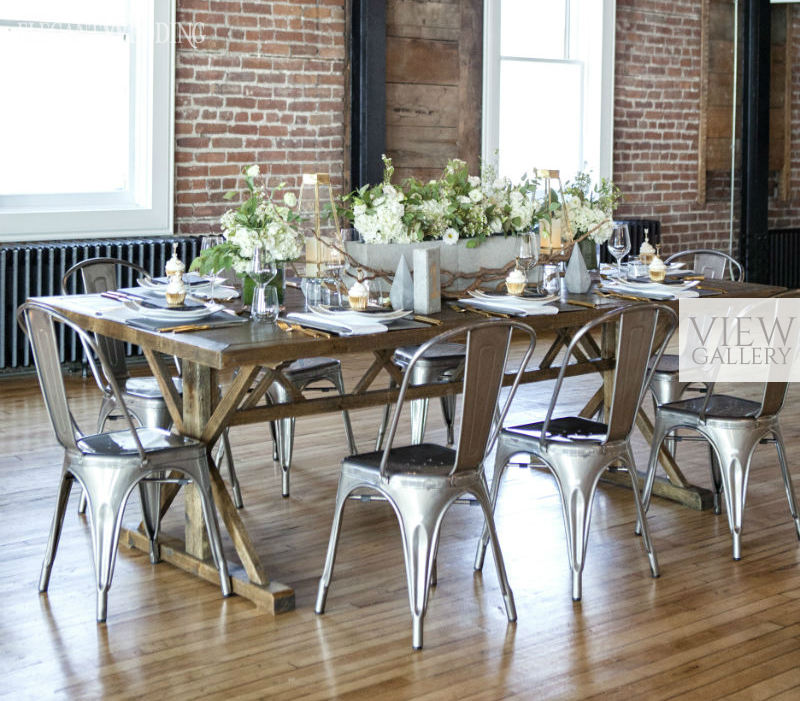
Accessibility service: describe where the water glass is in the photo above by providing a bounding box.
[516,231,539,275]
[251,284,279,322]
[301,277,322,310]
[200,235,224,297]
[607,223,631,277]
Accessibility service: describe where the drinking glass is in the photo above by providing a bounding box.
[251,284,279,323]
[200,235,224,298]
[251,241,276,287]
[516,231,539,276]
[607,223,631,277]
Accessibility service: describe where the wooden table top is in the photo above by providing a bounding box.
[35,279,784,370]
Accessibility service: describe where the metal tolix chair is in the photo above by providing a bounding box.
[315,320,536,649]
[641,290,800,560]
[18,300,232,622]
[375,344,466,450]
[62,258,243,510]
[261,357,357,497]
[475,303,677,601]
[648,249,744,466]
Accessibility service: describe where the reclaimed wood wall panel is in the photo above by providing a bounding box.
[385,0,482,181]
[698,0,792,203]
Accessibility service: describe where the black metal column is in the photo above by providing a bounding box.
[351,0,385,189]
[740,0,771,283]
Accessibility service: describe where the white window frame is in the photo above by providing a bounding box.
[0,1,175,242]
[482,0,616,181]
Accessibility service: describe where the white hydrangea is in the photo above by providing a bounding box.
[567,199,612,243]
[353,184,410,244]
[245,165,260,177]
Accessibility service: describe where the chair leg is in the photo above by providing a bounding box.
[474,437,516,571]
[439,394,456,446]
[473,479,516,622]
[39,473,74,593]
[709,444,723,515]
[409,398,430,445]
[773,428,800,540]
[638,414,671,534]
[138,479,162,564]
[396,493,448,650]
[332,368,357,456]
[315,475,354,614]
[269,421,279,462]
[87,480,130,623]
[275,417,296,498]
[622,449,659,579]
[218,429,243,509]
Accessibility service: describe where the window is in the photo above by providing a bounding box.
[482,0,615,183]
[0,1,175,242]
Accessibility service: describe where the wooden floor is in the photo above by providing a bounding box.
[2,334,800,700]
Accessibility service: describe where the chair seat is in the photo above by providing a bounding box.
[343,443,457,478]
[77,427,200,456]
[285,357,340,376]
[504,416,608,444]
[124,376,182,399]
[661,395,761,420]
[394,343,466,366]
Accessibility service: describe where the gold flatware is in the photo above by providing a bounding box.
[697,284,726,294]
[165,322,244,333]
[448,302,510,319]
[565,299,598,309]
[414,314,442,326]
[277,320,330,339]
[596,290,642,302]
[683,275,705,281]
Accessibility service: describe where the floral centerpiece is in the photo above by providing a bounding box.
[344,156,539,248]
[190,165,303,303]
[562,171,622,269]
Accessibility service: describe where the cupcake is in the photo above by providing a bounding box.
[648,251,666,282]
[348,279,369,310]
[505,268,527,296]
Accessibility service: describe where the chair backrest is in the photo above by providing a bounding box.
[756,288,800,417]
[380,320,537,478]
[540,303,677,447]
[61,257,150,384]
[665,249,743,281]
[17,301,147,459]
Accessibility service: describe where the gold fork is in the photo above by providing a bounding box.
[276,320,330,339]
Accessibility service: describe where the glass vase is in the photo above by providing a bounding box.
[242,264,285,305]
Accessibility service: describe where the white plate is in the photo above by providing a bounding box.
[309,305,412,322]
[123,300,221,322]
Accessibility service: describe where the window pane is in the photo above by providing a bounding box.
[498,60,583,182]
[501,0,566,59]
[0,26,130,195]
[0,0,130,27]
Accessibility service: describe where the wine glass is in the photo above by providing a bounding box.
[515,231,540,292]
[607,223,631,277]
[200,235,224,299]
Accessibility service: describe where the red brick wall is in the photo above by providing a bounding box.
[174,0,347,236]
[613,0,800,256]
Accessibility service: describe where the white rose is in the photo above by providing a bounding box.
[245,165,259,177]
[469,189,483,203]
[283,192,297,208]
[468,176,481,188]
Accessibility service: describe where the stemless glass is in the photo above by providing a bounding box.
[607,223,631,277]
[200,235,224,298]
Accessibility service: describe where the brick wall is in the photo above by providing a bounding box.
[613,0,800,255]
[173,0,347,236]
[172,1,799,254]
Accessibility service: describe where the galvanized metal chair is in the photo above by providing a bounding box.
[641,289,800,560]
[315,320,536,649]
[649,249,744,472]
[375,343,466,450]
[18,300,232,622]
[475,303,677,601]
[262,357,357,497]
[61,258,243,509]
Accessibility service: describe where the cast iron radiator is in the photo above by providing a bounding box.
[768,229,800,289]
[1,236,200,371]
[595,219,661,265]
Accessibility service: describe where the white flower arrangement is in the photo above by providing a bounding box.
[562,171,622,244]
[190,166,303,277]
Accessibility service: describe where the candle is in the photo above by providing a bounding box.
[540,220,552,250]
[550,218,562,249]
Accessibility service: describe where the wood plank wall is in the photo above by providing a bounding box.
[384,0,483,183]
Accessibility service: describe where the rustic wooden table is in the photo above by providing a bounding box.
[38,279,782,611]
